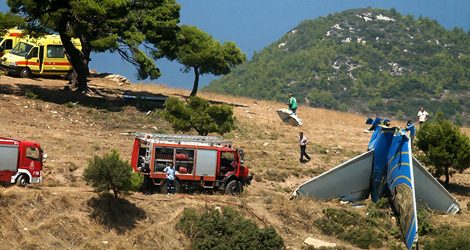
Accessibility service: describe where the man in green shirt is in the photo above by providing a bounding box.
[287,93,298,114]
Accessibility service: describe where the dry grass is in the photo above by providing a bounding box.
[1,75,470,249]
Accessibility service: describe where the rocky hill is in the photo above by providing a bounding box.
[1,75,469,249]
[202,7,470,125]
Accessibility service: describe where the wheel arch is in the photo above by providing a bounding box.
[11,169,32,184]
[221,173,247,190]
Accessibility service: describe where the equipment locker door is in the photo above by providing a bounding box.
[0,144,19,172]
[195,149,217,177]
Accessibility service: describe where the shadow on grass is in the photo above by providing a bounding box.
[87,195,146,234]
[0,76,246,111]
[0,77,166,112]
[444,182,470,196]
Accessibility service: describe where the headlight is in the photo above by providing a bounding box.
[9,62,17,66]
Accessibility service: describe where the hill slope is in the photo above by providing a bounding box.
[1,75,470,249]
[202,7,470,124]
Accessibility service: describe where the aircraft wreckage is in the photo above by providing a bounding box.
[291,118,460,250]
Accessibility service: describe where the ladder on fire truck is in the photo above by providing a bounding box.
[129,132,231,144]
[122,133,233,162]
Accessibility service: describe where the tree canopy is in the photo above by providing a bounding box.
[415,111,470,186]
[0,11,25,29]
[176,25,246,96]
[162,96,237,136]
[7,0,181,92]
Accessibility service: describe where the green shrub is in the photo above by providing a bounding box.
[417,203,434,236]
[25,90,37,99]
[65,101,75,108]
[314,208,395,249]
[176,206,284,250]
[83,149,142,199]
[396,109,404,120]
[162,96,236,136]
[422,225,470,249]
[375,197,390,209]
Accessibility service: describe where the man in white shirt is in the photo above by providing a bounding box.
[298,132,311,163]
[417,107,429,125]
[164,163,176,195]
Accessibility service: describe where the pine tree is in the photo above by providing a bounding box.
[415,111,470,186]
[162,96,236,136]
[84,149,141,199]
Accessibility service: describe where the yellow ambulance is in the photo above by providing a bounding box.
[0,28,24,57]
[0,34,81,78]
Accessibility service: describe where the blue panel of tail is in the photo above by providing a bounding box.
[370,126,395,202]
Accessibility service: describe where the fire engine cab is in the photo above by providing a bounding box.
[0,137,45,186]
[130,133,252,195]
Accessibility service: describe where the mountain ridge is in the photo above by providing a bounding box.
[202,7,470,125]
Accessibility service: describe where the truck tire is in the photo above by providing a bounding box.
[160,179,180,194]
[17,175,27,187]
[225,180,243,195]
[20,68,32,78]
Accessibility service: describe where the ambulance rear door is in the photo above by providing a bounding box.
[43,44,69,75]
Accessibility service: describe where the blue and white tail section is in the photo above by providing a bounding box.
[291,118,459,250]
[387,128,418,249]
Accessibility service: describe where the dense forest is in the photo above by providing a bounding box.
[201,7,470,125]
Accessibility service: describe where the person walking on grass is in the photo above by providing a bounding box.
[299,132,311,163]
[287,93,298,114]
[417,107,429,126]
[163,162,176,195]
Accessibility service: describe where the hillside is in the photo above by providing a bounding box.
[201,7,470,125]
[1,75,470,249]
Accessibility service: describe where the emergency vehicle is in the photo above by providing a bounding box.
[130,133,252,195]
[0,27,24,57]
[0,137,46,186]
[0,34,81,79]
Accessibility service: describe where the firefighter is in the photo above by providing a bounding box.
[140,162,151,195]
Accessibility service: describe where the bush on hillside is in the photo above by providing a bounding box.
[162,96,236,136]
[314,204,406,249]
[421,225,470,250]
[83,149,142,199]
[415,111,470,186]
[176,206,284,250]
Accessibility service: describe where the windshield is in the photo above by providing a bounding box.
[26,146,40,162]
[10,42,34,57]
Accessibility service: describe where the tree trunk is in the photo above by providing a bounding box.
[190,66,200,97]
[58,21,90,93]
[444,166,450,187]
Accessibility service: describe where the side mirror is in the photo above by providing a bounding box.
[239,150,244,164]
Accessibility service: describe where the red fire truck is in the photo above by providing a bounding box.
[0,137,45,186]
[130,133,252,195]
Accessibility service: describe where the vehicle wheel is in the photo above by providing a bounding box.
[225,180,243,195]
[19,68,32,78]
[66,70,74,81]
[17,175,27,187]
[160,179,180,194]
